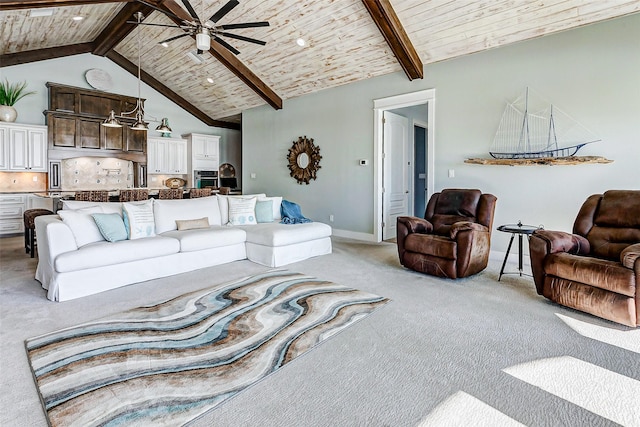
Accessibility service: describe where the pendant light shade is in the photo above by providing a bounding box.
[102,110,123,128]
[155,117,172,136]
[131,112,148,131]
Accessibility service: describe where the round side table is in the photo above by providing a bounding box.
[497,221,541,281]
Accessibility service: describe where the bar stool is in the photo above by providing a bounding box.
[189,188,212,198]
[24,209,54,258]
[158,189,183,199]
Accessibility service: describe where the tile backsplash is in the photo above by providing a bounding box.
[0,172,47,192]
[61,157,134,191]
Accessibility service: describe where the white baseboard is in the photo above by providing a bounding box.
[331,228,377,242]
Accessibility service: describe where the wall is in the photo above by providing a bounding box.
[243,13,640,251]
[0,53,241,187]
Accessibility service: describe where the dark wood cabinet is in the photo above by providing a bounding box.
[44,82,146,159]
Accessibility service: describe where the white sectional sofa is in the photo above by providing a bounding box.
[35,194,332,301]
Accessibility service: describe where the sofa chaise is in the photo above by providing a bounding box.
[35,194,332,301]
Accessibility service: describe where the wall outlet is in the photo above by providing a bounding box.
[33,175,38,182]
[329,214,334,222]
[151,176,157,182]
[359,159,368,166]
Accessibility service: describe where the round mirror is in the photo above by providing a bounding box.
[297,152,309,168]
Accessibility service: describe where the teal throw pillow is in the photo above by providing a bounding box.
[91,213,128,242]
[255,200,274,223]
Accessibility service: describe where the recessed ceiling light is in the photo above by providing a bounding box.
[296,38,306,47]
[72,16,83,21]
[161,42,169,48]
[206,77,214,84]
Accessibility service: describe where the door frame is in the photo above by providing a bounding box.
[373,89,435,242]
[411,119,428,217]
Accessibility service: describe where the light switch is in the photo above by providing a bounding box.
[448,169,455,178]
[250,173,257,179]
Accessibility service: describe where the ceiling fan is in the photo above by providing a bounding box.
[134,0,269,55]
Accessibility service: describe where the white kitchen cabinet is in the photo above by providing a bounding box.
[183,133,220,171]
[0,123,47,172]
[0,194,26,235]
[27,194,53,211]
[147,137,187,174]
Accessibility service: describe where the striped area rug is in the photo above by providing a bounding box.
[25,270,389,426]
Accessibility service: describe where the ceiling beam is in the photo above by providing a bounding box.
[0,1,132,10]
[106,50,240,130]
[0,42,93,67]
[362,0,423,80]
[157,0,283,110]
[93,2,155,56]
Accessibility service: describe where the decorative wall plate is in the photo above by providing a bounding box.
[85,69,113,91]
[287,136,321,185]
[219,163,236,177]
[165,177,187,188]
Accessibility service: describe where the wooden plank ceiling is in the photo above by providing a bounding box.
[1,0,639,128]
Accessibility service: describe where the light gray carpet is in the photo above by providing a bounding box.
[1,236,638,427]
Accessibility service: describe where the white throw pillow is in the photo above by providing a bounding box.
[217,194,266,225]
[154,197,221,234]
[227,197,257,225]
[122,200,155,239]
[58,206,105,247]
[258,196,283,220]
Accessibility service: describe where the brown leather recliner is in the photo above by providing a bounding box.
[397,189,497,279]
[529,190,640,327]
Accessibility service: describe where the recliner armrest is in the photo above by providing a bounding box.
[621,243,640,270]
[449,221,487,239]
[397,216,433,234]
[531,229,590,255]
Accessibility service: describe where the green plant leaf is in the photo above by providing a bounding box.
[0,79,36,106]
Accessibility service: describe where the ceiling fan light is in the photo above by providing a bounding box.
[102,110,123,128]
[196,30,211,51]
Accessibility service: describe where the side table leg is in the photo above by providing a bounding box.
[518,234,524,275]
[499,233,515,281]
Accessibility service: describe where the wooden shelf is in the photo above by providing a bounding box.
[464,156,613,166]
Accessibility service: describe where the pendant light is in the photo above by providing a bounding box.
[102,12,157,131]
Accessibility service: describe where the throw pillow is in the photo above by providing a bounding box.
[258,196,283,220]
[255,200,274,223]
[227,197,257,225]
[58,206,105,247]
[122,200,155,239]
[176,217,210,231]
[91,213,128,242]
[217,194,266,225]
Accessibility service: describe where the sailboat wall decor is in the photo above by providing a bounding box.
[489,88,601,159]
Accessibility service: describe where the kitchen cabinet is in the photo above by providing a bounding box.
[0,194,26,235]
[0,123,47,172]
[184,133,220,170]
[0,194,53,236]
[147,137,187,174]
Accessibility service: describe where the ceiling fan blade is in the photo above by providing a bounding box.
[218,32,266,46]
[218,21,269,30]
[213,37,240,55]
[209,0,239,23]
[180,0,200,22]
[127,21,187,29]
[159,33,191,44]
[136,0,182,21]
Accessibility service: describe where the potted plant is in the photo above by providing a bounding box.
[0,79,36,122]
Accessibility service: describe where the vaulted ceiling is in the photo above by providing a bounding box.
[1,0,639,130]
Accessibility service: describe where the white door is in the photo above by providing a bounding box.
[382,111,410,240]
